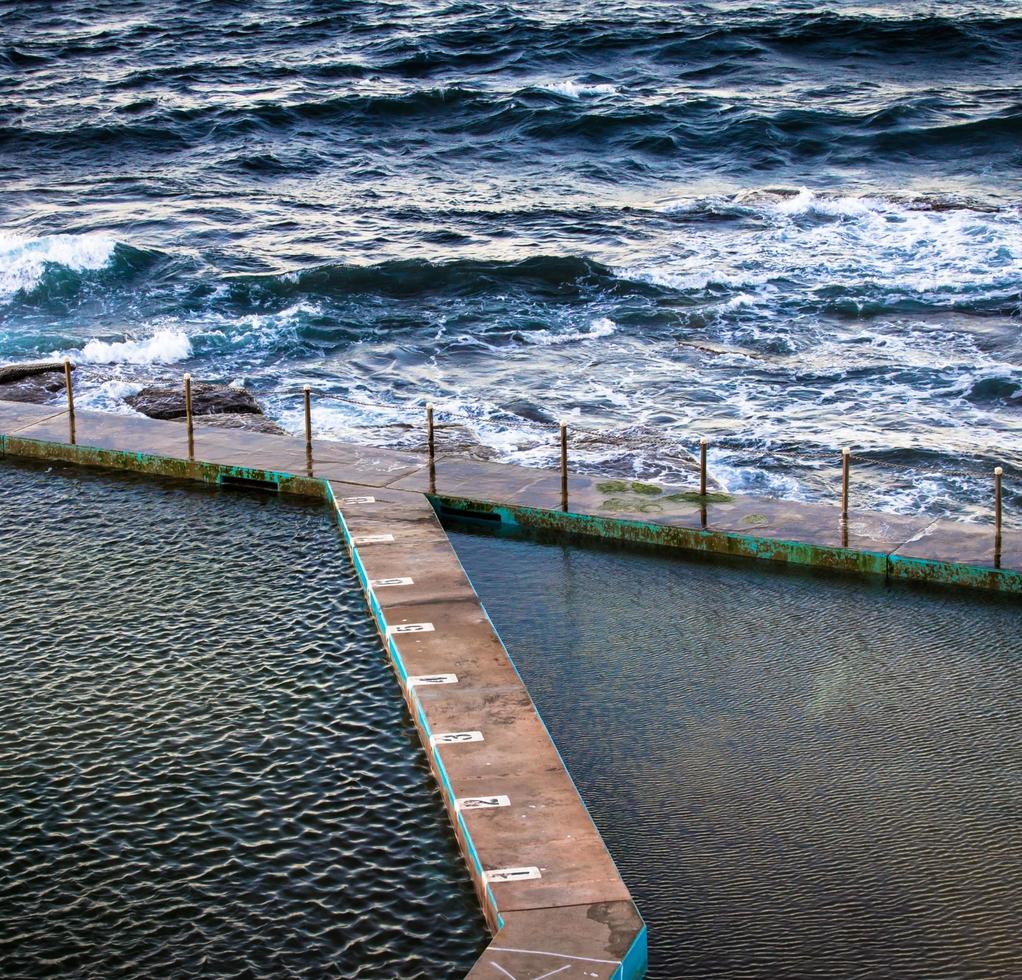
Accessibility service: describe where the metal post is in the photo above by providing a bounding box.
[303,385,312,452]
[63,357,75,444]
[426,403,435,464]
[184,373,194,459]
[560,421,568,512]
[994,466,1003,567]
[427,403,436,494]
[841,447,850,522]
[699,437,708,497]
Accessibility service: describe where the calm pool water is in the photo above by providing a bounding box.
[0,460,486,978]
[450,526,1021,980]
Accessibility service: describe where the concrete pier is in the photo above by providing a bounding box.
[1,399,1018,977]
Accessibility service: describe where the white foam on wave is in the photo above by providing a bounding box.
[642,189,1022,312]
[539,79,617,98]
[0,232,117,300]
[78,329,192,365]
[521,316,617,346]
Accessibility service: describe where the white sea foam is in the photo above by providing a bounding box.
[521,316,617,346]
[640,190,1022,312]
[540,79,617,98]
[0,233,117,300]
[79,329,192,365]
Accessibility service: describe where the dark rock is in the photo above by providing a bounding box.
[0,361,71,404]
[172,412,287,436]
[0,373,66,404]
[0,360,71,385]
[387,421,499,461]
[500,398,556,425]
[125,382,263,420]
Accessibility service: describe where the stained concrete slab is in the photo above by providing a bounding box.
[466,902,646,979]
[0,399,69,435]
[889,518,1021,589]
[243,442,424,487]
[390,457,550,500]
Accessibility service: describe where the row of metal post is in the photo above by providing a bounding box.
[53,361,1009,543]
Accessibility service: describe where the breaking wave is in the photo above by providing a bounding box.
[79,330,192,365]
[0,233,117,301]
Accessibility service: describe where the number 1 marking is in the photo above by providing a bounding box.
[406,673,458,688]
[484,866,541,883]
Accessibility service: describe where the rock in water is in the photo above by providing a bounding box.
[179,412,287,436]
[125,382,262,420]
[0,360,70,404]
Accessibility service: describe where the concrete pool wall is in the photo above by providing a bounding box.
[1,398,1018,976]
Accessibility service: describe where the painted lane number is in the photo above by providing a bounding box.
[388,622,434,635]
[341,495,376,504]
[353,533,394,544]
[456,795,510,811]
[430,731,483,746]
[370,577,413,588]
[484,867,541,883]
[406,674,458,688]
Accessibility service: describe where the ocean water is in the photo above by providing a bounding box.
[450,526,1022,979]
[0,459,487,978]
[1,1,1020,523]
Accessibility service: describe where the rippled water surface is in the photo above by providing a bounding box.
[0,460,486,978]
[451,527,1022,979]
[1,1,1020,524]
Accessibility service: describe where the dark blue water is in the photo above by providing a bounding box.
[450,525,1022,979]
[0,459,487,978]
[1,1,1020,522]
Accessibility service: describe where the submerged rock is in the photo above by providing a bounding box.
[173,412,287,436]
[125,382,262,420]
[0,360,69,404]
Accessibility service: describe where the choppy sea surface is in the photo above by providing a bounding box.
[0,460,487,978]
[451,525,1022,979]
[1,1,1020,523]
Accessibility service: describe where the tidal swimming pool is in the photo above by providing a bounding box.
[0,460,486,978]
[450,526,1022,980]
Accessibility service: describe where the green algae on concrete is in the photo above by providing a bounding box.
[664,490,733,504]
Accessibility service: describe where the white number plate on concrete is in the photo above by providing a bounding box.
[484,867,541,883]
[457,795,510,811]
[388,622,434,635]
[430,731,484,746]
[341,496,376,504]
[353,534,394,544]
[371,577,414,588]
[407,673,458,688]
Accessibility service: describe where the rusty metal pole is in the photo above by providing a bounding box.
[699,437,708,497]
[994,466,1003,566]
[841,447,850,523]
[426,403,436,494]
[184,373,194,460]
[559,421,568,512]
[63,357,76,444]
[303,385,312,452]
